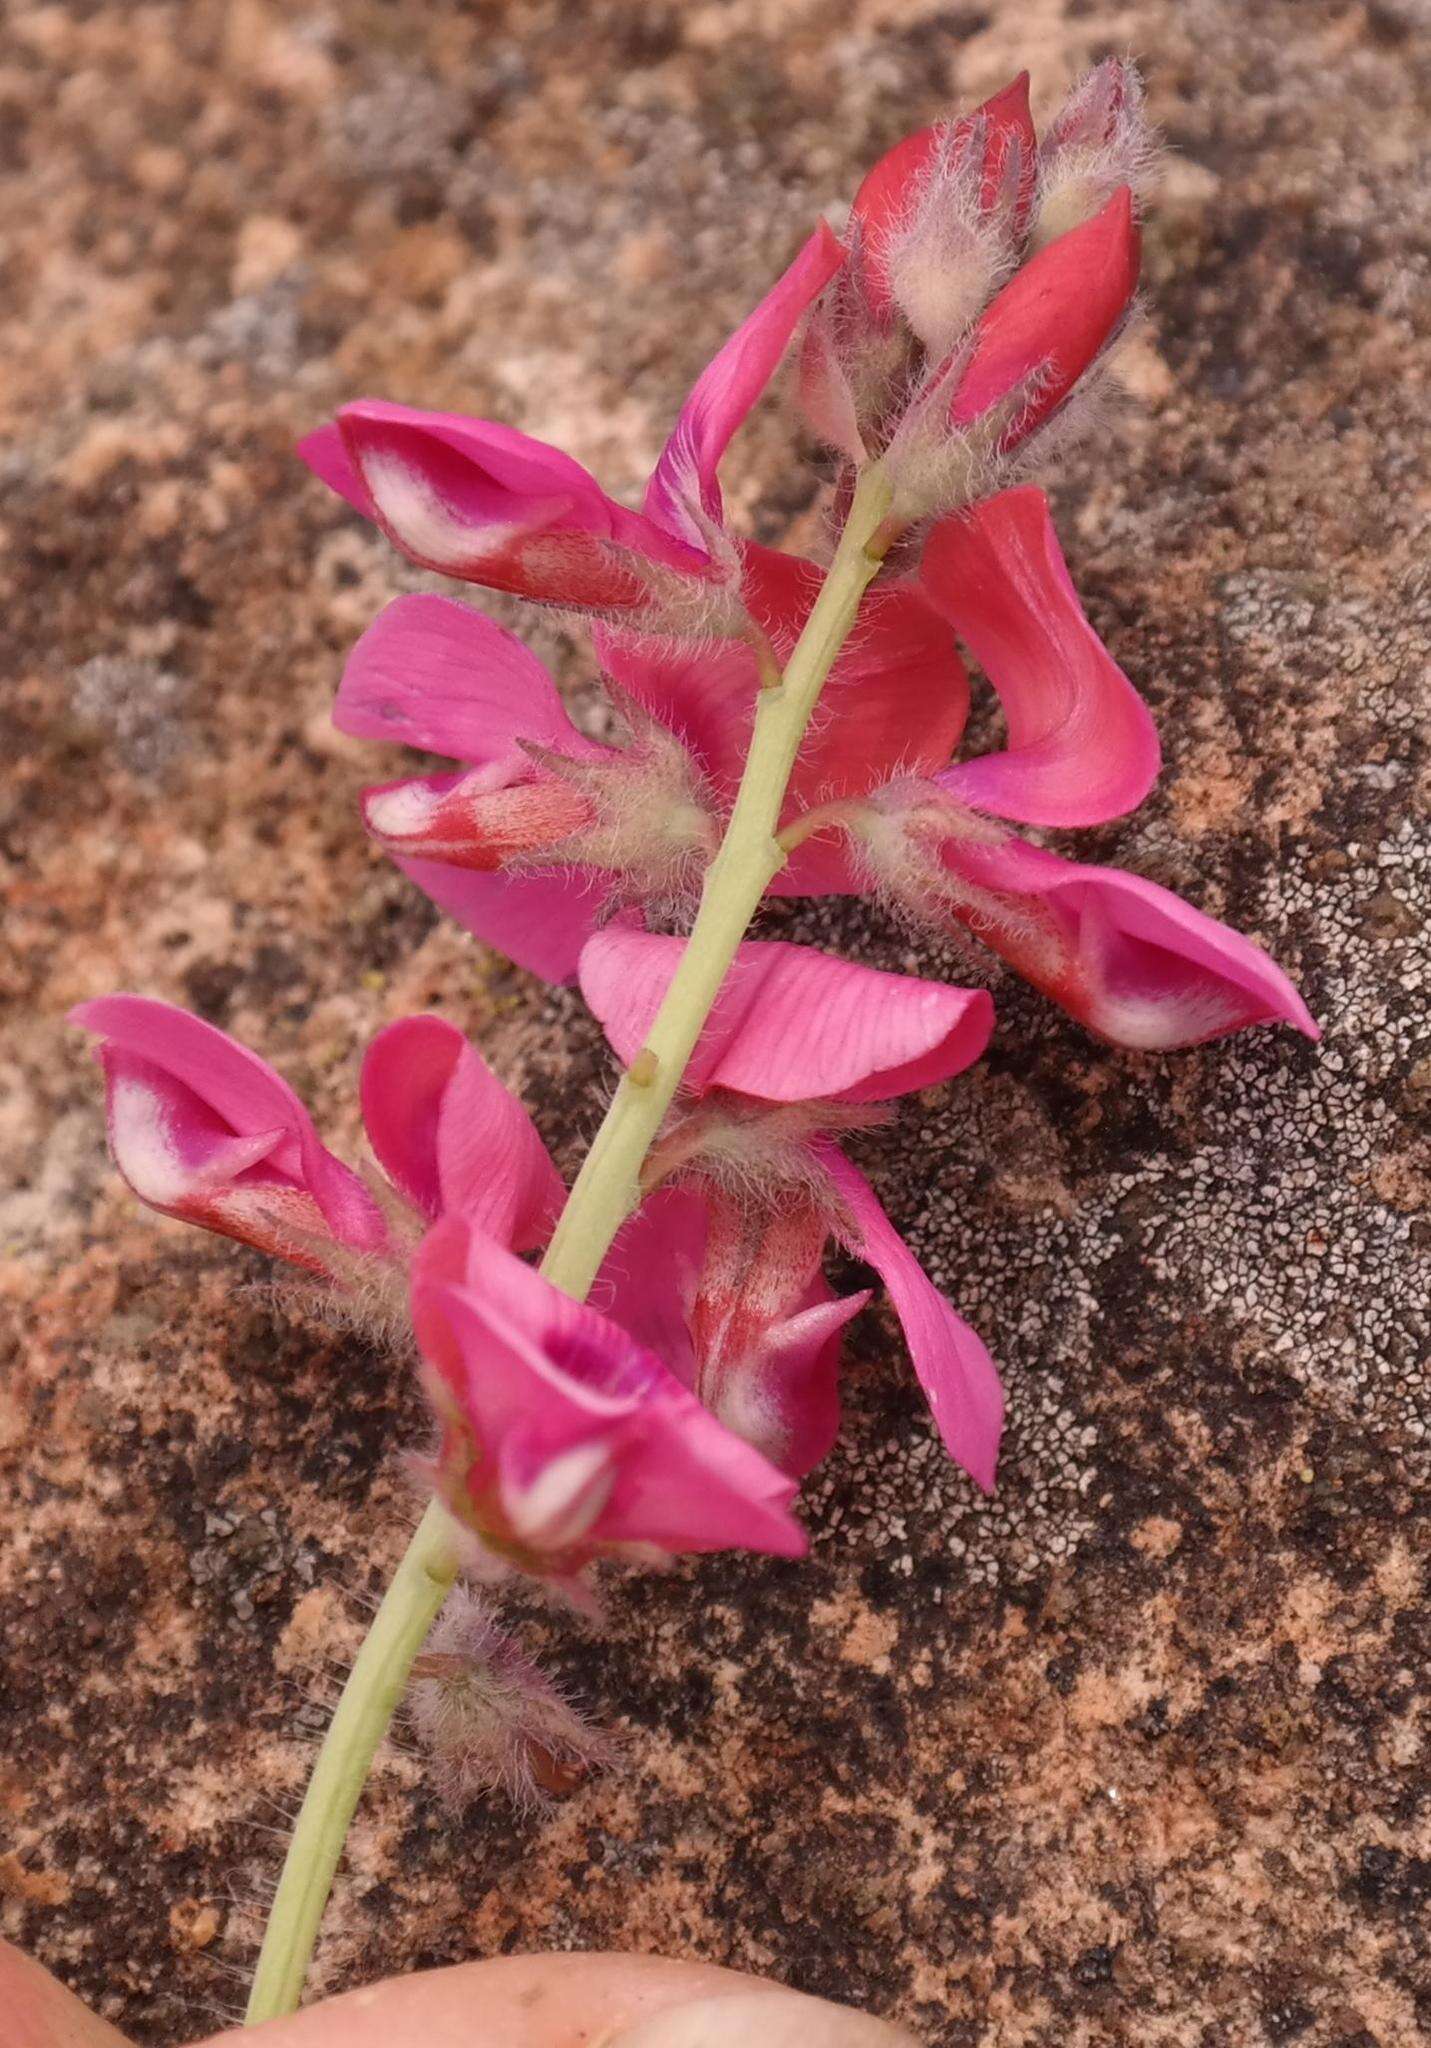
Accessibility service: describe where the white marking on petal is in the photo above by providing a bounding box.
[504,1439,614,1551]
[108,1074,193,1205]
[714,1368,785,1467]
[361,449,523,570]
[365,780,445,837]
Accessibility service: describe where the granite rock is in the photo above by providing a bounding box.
[1,4,1427,2046]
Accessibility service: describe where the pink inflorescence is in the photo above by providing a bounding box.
[73,63,1317,1602]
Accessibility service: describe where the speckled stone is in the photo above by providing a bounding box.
[1,4,1427,2046]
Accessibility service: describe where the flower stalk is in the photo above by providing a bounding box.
[541,461,894,1298]
[245,1496,458,2023]
[243,459,893,2023]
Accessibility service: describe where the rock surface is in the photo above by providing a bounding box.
[1,3,1427,2045]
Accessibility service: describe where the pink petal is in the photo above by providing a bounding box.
[360,1015,564,1249]
[922,488,1160,826]
[323,400,709,608]
[412,1218,805,1566]
[394,857,610,985]
[797,308,867,463]
[686,1189,862,1479]
[69,996,386,1261]
[933,829,1321,1048]
[948,186,1140,450]
[596,1185,710,1391]
[644,224,845,545]
[335,594,598,766]
[580,929,993,1103]
[296,422,376,518]
[850,125,944,325]
[819,1146,1003,1492]
[747,1285,867,1477]
[598,542,967,809]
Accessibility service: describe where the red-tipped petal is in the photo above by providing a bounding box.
[330,400,707,609]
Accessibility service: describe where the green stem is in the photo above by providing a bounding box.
[244,1498,459,2025]
[540,462,893,1297]
[244,461,892,2022]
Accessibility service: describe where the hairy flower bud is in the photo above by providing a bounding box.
[1032,59,1158,251]
[882,186,1140,522]
[798,77,1038,462]
[361,703,717,917]
[802,72,1150,522]
[408,1588,617,1810]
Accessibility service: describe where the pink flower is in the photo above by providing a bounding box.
[767,487,1315,1050]
[69,999,564,1273]
[411,1213,806,1581]
[340,594,718,981]
[806,489,1318,1048]
[894,819,1320,1050]
[580,929,1004,1492]
[337,572,965,980]
[73,996,807,1581]
[299,227,844,634]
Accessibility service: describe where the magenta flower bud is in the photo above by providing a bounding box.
[849,74,1038,330]
[799,75,1040,458]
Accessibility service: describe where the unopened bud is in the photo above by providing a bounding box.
[880,86,1035,360]
[1032,59,1158,250]
[363,770,595,871]
[363,709,718,914]
[408,1586,617,1812]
